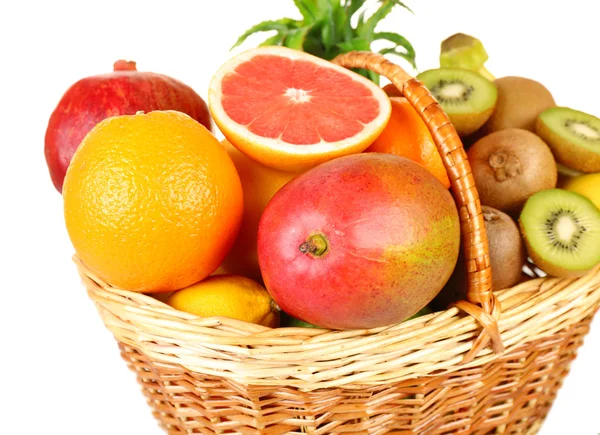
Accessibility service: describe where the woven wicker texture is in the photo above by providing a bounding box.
[119,316,593,434]
[77,52,600,434]
[81,259,600,392]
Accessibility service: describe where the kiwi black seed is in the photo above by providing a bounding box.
[468,128,557,215]
[536,106,600,173]
[519,189,600,278]
[417,67,497,137]
[430,205,526,310]
[481,76,556,134]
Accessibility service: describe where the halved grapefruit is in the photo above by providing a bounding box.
[209,47,392,172]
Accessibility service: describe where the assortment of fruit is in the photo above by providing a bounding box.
[46,1,600,332]
[419,33,600,307]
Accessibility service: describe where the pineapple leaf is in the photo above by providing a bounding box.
[336,37,371,53]
[284,26,312,50]
[231,18,300,50]
[347,0,368,18]
[293,0,319,23]
[317,1,337,53]
[374,31,416,68]
[341,0,365,41]
[358,0,413,40]
[367,70,380,85]
[232,0,417,83]
[333,2,349,41]
[388,0,414,14]
[379,47,417,69]
[357,0,394,40]
[303,34,327,58]
[259,33,286,47]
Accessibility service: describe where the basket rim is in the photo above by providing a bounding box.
[78,256,600,391]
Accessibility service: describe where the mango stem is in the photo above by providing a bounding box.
[299,232,329,257]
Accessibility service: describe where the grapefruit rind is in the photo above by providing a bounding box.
[209,46,392,172]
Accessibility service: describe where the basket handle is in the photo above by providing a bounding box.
[332,51,504,362]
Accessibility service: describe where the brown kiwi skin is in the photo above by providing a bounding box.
[467,128,557,215]
[480,76,556,135]
[431,206,526,310]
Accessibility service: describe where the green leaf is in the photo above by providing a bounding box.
[231,18,300,50]
[358,0,394,40]
[358,0,413,40]
[303,34,327,58]
[355,9,367,34]
[379,46,416,69]
[341,0,364,41]
[232,0,418,84]
[318,2,336,53]
[336,37,380,85]
[336,37,370,53]
[259,33,286,47]
[390,0,414,15]
[374,31,416,66]
[283,26,311,50]
[293,0,319,23]
[367,70,380,85]
[333,2,348,40]
[347,0,368,18]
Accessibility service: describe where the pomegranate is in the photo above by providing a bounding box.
[44,60,212,192]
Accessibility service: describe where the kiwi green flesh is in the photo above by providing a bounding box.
[537,107,600,173]
[539,107,600,153]
[519,189,600,276]
[417,68,497,115]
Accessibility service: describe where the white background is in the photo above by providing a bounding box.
[1,1,598,434]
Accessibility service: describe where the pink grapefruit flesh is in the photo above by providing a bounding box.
[209,47,391,172]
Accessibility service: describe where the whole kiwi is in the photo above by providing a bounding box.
[468,128,557,215]
[431,206,526,309]
[481,76,556,134]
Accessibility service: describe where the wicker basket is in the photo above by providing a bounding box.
[77,52,600,434]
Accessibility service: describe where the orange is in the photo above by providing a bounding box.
[208,46,391,172]
[167,274,280,328]
[382,83,402,97]
[365,97,450,188]
[214,140,299,281]
[63,110,243,293]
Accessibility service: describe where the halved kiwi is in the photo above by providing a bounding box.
[417,68,497,137]
[519,188,600,277]
[536,107,600,173]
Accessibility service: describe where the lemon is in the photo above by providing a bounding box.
[167,275,280,327]
[562,173,600,209]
